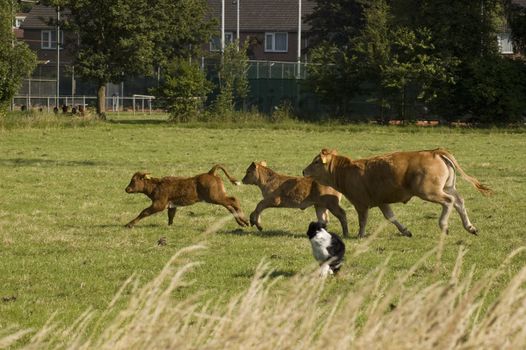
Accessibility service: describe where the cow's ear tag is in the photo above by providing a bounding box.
[144,174,152,180]
[321,157,327,164]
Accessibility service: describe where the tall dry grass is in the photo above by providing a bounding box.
[4,226,526,349]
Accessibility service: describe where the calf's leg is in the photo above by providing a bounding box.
[326,202,349,238]
[208,194,249,227]
[167,205,177,225]
[126,202,165,228]
[315,205,329,223]
[249,197,279,231]
[356,207,369,238]
[379,204,412,237]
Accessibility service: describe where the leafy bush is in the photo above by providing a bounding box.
[156,58,211,122]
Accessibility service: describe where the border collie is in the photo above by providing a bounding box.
[306,221,345,276]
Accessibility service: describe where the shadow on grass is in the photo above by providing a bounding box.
[108,119,167,126]
[233,269,296,279]
[221,229,300,238]
[0,158,102,167]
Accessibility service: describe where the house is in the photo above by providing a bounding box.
[206,0,315,62]
[499,0,526,55]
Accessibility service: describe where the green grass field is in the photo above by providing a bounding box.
[1,113,525,345]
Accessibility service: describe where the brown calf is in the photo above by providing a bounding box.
[303,148,492,238]
[242,161,349,237]
[124,165,249,228]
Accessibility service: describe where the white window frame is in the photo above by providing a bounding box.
[210,32,234,52]
[264,32,288,53]
[41,30,64,50]
[497,32,514,54]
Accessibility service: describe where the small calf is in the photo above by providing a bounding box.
[307,221,345,277]
[124,165,249,228]
[242,161,349,237]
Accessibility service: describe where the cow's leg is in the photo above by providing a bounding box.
[167,204,177,226]
[379,204,412,237]
[326,203,349,238]
[420,192,455,235]
[125,202,165,228]
[206,189,249,227]
[315,205,329,223]
[250,197,279,231]
[445,187,477,235]
[356,207,369,238]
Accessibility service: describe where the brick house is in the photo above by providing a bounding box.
[206,0,315,62]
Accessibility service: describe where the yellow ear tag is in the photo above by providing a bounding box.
[321,157,327,164]
[144,174,152,180]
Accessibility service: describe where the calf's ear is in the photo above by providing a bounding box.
[144,173,152,180]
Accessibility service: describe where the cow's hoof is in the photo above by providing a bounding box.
[125,223,134,229]
[401,229,413,237]
[357,233,366,239]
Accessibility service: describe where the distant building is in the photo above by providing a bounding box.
[206,0,315,62]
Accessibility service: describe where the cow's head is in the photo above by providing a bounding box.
[303,149,337,184]
[242,161,267,185]
[125,172,152,193]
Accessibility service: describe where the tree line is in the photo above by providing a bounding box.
[307,0,526,123]
[1,0,526,123]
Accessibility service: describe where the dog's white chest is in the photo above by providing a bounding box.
[310,230,332,262]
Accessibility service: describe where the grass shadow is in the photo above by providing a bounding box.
[233,269,296,279]
[221,229,300,238]
[0,158,102,167]
[108,119,167,126]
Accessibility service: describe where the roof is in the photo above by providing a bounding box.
[512,0,526,6]
[207,0,316,32]
[21,5,69,29]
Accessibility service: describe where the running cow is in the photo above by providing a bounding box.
[303,148,492,237]
[242,161,348,237]
[124,165,249,228]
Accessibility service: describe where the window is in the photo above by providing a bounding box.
[210,32,234,52]
[265,32,288,52]
[15,16,25,29]
[497,32,513,54]
[41,30,64,50]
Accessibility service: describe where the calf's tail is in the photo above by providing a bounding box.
[434,148,493,196]
[209,164,241,186]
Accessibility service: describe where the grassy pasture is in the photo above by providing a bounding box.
[0,113,525,345]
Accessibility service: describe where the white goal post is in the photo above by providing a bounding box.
[132,94,156,115]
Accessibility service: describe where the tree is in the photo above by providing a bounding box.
[212,41,250,116]
[58,0,213,118]
[0,0,36,116]
[156,58,211,122]
[506,0,526,53]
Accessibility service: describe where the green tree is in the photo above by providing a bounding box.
[0,0,36,116]
[506,0,526,53]
[156,58,211,122]
[213,41,250,116]
[58,0,213,118]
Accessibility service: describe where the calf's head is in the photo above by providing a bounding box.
[125,172,152,193]
[242,161,267,185]
[303,149,337,184]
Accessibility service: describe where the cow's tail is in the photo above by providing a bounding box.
[434,149,493,196]
[209,164,241,186]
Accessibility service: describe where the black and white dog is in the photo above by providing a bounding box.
[306,221,345,276]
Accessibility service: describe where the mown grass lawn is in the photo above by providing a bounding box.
[1,113,525,342]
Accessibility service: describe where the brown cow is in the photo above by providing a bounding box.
[124,165,249,228]
[303,148,492,238]
[242,161,349,237]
